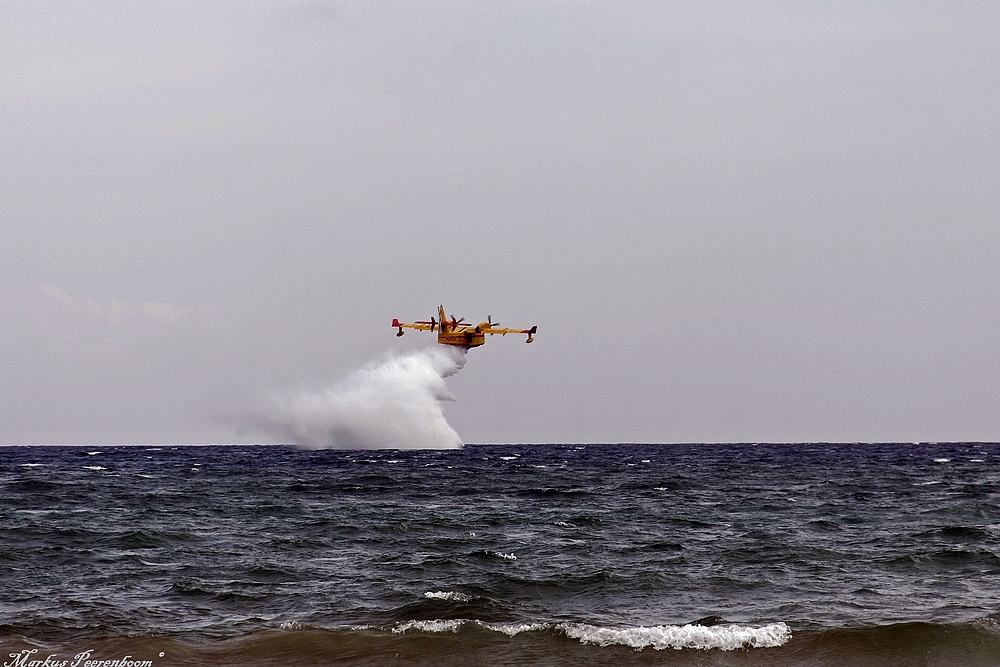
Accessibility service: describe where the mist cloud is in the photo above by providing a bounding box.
[40,283,212,325]
[253,346,468,450]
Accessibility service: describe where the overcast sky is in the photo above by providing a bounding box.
[2,1,998,444]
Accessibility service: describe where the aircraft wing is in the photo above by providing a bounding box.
[391,319,436,331]
[481,325,537,337]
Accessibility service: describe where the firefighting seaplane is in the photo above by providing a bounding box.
[392,305,536,349]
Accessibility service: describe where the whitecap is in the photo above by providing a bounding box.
[424,591,472,602]
[391,619,791,650]
[139,559,182,567]
[481,621,548,636]
[500,456,518,461]
[934,458,951,463]
[393,619,463,634]
[87,451,102,455]
[395,619,546,637]
[19,463,43,467]
[559,621,791,651]
[82,465,106,471]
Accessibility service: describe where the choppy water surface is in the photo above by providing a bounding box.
[3,443,1000,666]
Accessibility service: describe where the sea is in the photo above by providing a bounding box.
[4,442,1000,666]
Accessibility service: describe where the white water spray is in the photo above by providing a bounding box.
[256,346,467,449]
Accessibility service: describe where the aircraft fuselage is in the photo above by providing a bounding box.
[437,329,486,348]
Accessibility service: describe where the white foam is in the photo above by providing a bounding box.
[394,619,543,637]
[424,591,473,601]
[19,463,43,467]
[559,621,791,651]
[481,622,549,636]
[389,619,790,650]
[490,551,517,560]
[393,619,463,634]
[934,458,951,463]
[82,465,106,471]
[256,346,467,450]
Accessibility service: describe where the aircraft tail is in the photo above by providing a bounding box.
[438,305,448,332]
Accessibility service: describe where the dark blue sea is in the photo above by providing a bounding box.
[4,443,1000,666]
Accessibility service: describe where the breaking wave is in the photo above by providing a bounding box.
[424,591,474,601]
[391,619,791,650]
[559,621,792,650]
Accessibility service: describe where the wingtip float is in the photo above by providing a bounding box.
[392,305,536,349]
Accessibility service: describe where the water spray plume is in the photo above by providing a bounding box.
[257,346,467,449]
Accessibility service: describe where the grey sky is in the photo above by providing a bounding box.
[2,1,998,444]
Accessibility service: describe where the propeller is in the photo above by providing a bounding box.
[415,317,438,331]
[488,315,499,327]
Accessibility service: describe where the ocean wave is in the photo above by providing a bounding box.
[560,621,792,651]
[12,618,1000,667]
[390,618,790,650]
[388,590,514,624]
[393,619,464,634]
[424,591,473,602]
[481,622,548,636]
[472,549,517,561]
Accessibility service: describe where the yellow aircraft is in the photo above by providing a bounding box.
[392,305,536,349]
